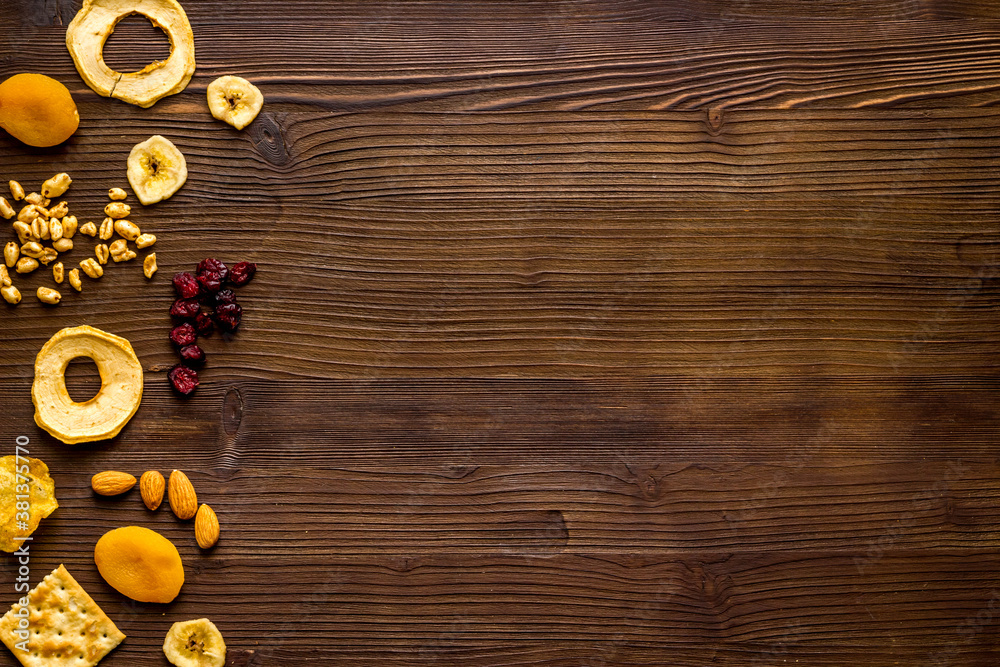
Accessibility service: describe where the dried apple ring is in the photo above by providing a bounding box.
[32,325,144,444]
[66,0,196,108]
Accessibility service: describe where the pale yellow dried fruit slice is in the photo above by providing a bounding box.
[127,135,187,205]
[32,325,143,445]
[163,618,226,667]
[206,76,263,130]
[66,0,196,108]
[0,456,58,553]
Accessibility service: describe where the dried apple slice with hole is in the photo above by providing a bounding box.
[66,0,196,108]
[32,325,143,444]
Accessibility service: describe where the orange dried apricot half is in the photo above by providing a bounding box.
[94,525,184,603]
[0,73,80,147]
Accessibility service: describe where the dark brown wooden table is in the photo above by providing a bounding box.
[1,1,999,664]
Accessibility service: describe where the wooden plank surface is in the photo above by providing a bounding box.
[1,1,999,665]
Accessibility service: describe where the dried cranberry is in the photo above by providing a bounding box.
[194,312,215,336]
[214,289,237,306]
[168,364,199,395]
[179,344,206,364]
[172,272,201,299]
[169,297,201,319]
[169,322,197,347]
[197,270,225,293]
[197,258,229,282]
[229,261,256,286]
[214,302,243,332]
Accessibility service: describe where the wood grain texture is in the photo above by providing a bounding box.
[1,0,999,665]
[0,110,997,378]
[4,376,997,463]
[6,6,1000,112]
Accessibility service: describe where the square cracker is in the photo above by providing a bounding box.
[0,564,125,667]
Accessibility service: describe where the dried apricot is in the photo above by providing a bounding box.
[0,74,80,147]
[94,525,184,603]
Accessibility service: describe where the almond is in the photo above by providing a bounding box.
[168,469,198,519]
[194,503,220,549]
[139,470,165,510]
[91,471,136,496]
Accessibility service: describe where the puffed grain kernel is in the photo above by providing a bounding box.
[108,187,127,201]
[104,202,130,219]
[79,221,98,237]
[95,244,110,265]
[49,218,64,242]
[47,200,68,219]
[109,239,128,257]
[31,217,49,241]
[68,268,82,291]
[8,181,24,201]
[36,286,60,305]
[41,173,71,198]
[135,233,156,249]
[12,221,33,244]
[1,285,20,304]
[38,247,58,265]
[113,219,140,241]
[0,197,13,220]
[20,241,44,259]
[17,205,38,223]
[24,192,49,207]
[61,215,78,238]
[34,206,50,219]
[143,252,157,279]
[112,248,136,263]
[99,217,114,240]
[4,242,18,268]
[80,258,103,278]
[15,257,39,274]
[0,264,9,287]
[52,238,73,253]
[52,262,64,284]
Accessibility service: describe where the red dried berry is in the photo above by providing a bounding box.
[172,272,201,299]
[214,302,243,332]
[229,261,256,286]
[169,322,197,347]
[194,312,215,336]
[214,289,237,306]
[179,344,206,364]
[169,297,201,319]
[197,258,229,282]
[168,364,199,395]
[197,271,224,293]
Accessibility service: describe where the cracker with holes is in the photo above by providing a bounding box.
[0,565,125,667]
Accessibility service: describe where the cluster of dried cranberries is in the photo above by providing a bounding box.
[167,258,256,395]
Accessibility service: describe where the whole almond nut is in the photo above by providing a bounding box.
[168,469,198,519]
[139,470,165,510]
[195,504,220,549]
[91,471,137,496]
